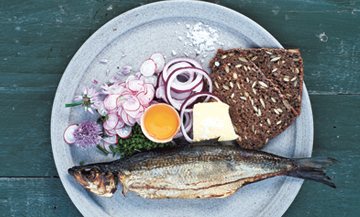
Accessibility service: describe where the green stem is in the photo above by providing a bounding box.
[96,145,109,155]
[65,101,83,108]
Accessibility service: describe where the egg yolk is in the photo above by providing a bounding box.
[143,104,180,141]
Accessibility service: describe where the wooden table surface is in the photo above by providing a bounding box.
[1,0,359,216]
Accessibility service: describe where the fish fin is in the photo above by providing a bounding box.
[174,137,238,147]
[288,157,339,188]
[218,139,239,147]
[122,186,128,196]
[174,137,220,146]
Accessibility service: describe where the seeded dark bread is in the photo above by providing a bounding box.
[210,48,304,115]
[210,53,298,150]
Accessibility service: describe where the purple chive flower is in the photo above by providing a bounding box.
[73,121,102,149]
[118,65,132,76]
[70,87,101,114]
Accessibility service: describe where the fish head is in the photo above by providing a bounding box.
[68,164,118,198]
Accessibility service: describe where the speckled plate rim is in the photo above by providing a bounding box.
[51,1,313,217]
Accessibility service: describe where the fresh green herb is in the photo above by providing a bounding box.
[112,124,175,158]
[80,161,84,165]
[96,145,109,155]
[65,101,83,108]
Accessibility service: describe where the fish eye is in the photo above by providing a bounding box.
[82,169,95,179]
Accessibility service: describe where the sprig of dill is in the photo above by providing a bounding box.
[96,121,175,158]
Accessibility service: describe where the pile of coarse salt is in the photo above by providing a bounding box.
[178,22,223,60]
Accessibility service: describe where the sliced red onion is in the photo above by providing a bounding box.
[165,67,212,110]
[173,112,192,139]
[162,57,202,82]
[179,92,221,143]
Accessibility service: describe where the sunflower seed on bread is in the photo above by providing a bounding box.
[210,53,297,150]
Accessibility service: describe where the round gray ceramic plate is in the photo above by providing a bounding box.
[51,1,313,216]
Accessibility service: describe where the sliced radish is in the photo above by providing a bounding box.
[140,59,156,76]
[96,101,108,117]
[140,75,158,87]
[150,53,165,73]
[63,124,78,144]
[137,84,155,105]
[103,135,118,145]
[115,118,125,129]
[126,74,137,83]
[127,115,137,126]
[105,129,116,137]
[126,105,144,119]
[116,125,132,138]
[104,113,119,130]
[120,109,132,126]
[104,94,120,111]
[127,79,145,93]
[123,95,141,111]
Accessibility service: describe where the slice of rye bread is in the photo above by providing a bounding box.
[210,48,304,115]
[210,53,298,150]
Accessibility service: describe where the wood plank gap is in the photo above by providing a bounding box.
[0,87,57,92]
[0,176,59,179]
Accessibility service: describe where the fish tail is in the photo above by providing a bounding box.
[288,156,339,188]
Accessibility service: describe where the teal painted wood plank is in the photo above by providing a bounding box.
[0,93,358,215]
[0,178,81,217]
[1,0,359,93]
[0,91,58,177]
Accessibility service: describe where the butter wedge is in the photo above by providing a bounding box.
[193,102,238,142]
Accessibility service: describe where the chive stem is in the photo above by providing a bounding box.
[96,145,109,155]
[65,101,83,108]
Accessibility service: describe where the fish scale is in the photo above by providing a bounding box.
[68,140,338,199]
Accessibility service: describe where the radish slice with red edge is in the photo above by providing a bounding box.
[104,113,119,130]
[105,129,116,137]
[63,124,78,144]
[104,94,120,111]
[103,135,118,145]
[115,118,125,129]
[150,53,165,74]
[179,92,221,143]
[122,95,141,111]
[140,75,158,87]
[165,67,212,110]
[116,125,132,138]
[127,79,145,92]
[140,59,156,76]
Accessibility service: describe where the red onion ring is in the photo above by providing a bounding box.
[162,57,203,82]
[165,67,213,110]
[179,92,222,143]
[173,112,192,139]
